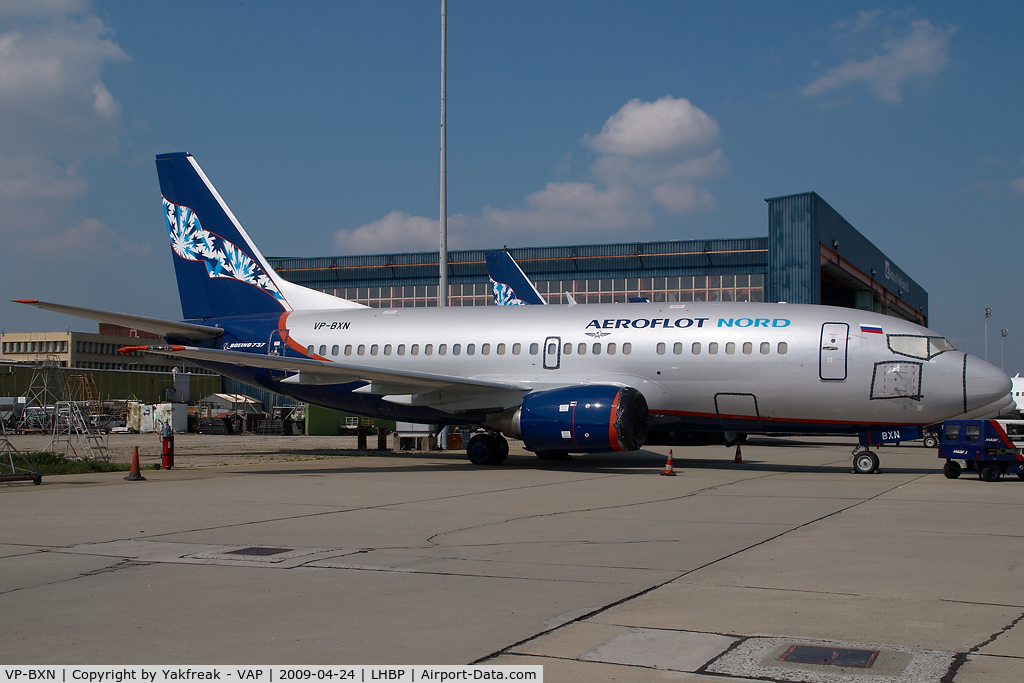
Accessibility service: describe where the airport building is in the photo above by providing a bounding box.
[268,192,928,326]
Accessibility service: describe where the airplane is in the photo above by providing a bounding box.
[15,152,1014,474]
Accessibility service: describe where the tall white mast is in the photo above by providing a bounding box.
[438,0,448,307]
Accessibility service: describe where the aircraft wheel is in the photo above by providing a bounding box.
[536,451,570,460]
[466,434,502,466]
[942,460,961,479]
[981,465,1001,482]
[853,451,879,474]
[493,435,509,465]
[1017,473,1024,481]
[923,435,938,448]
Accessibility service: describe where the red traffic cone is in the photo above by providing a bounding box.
[734,442,743,464]
[124,446,146,481]
[661,449,677,476]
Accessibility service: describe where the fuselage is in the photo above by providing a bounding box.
[194,300,1010,437]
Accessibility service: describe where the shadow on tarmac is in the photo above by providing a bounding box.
[235,447,942,477]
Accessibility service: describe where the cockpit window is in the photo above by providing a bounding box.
[887,334,955,360]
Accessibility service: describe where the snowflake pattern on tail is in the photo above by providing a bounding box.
[164,198,285,303]
[491,279,528,305]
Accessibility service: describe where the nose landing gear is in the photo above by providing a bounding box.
[852,446,880,474]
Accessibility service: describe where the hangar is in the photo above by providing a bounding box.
[268,192,927,326]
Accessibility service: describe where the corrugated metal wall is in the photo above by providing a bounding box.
[268,237,769,290]
[767,193,818,305]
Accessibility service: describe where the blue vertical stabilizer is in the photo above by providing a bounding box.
[485,250,547,306]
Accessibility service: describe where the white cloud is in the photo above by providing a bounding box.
[1010,177,1024,194]
[583,96,719,157]
[339,96,725,249]
[334,211,468,254]
[804,18,954,104]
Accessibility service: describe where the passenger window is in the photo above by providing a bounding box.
[777,342,787,355]
[623,342,631,355]
[371,344,379,355]
[743,342,752,355]
[467,344,475,355]
[345,344,353,356]
[331,345,339,356]
[692,342,700,355]
[563,343,572,355]
[709,342,719,355]
[318,345,327,356]
[481,343,490,355]
[725,342,735,355]
[512,343,521,355]
[592,342,601,355]
[497,343,506,355]
[439,344,447,356]
[656,342,666,355]
[673,342,682,354]
[411,344,419,355]
[607,342,616,355]
[384,344,392,355]
[397,344,405,355]
[945,423,959,440]
[425,344,433,356]
[306,345,314,355]
[965,425,980,442]
[760,342,770,354]
[453,344,461,355]
[357,344,365,356]
[529,343,539,355]
[578,342,587,355]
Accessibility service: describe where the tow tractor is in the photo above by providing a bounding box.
[938,419,1024,482]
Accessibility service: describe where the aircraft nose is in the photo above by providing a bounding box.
[964,354,1012,412]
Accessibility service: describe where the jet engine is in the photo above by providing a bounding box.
[495,385,649,454]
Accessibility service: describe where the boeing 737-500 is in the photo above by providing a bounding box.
[16,152,1013,473]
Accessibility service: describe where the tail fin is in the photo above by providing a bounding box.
[156,152,363,320]
[485,250,547,306]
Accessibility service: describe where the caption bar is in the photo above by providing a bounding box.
[1,668,541,683]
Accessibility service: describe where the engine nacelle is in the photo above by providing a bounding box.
[500,385,649,454]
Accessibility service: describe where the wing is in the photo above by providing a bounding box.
[119,344,533,395]
[13,300,223,341]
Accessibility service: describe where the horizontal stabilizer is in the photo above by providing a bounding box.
[13,300,223,340]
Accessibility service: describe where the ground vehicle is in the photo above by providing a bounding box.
[938,419,1024,481]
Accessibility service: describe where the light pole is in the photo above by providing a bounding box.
[1001,329,1008,371]
[984,307,993,362]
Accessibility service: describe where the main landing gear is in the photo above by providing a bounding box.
[852,446,880,474]
[466,431,509,466]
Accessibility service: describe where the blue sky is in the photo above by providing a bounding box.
[1,1,1022,371]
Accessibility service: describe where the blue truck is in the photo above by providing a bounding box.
[938,419,1024,481]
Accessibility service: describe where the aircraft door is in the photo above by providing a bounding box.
[543,336,561,370]
[269,328,290,356]
[820,323,849,380]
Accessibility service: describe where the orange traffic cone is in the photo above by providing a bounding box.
[734,442,743,464]
[661,449,676,476]
[124,446,146,481]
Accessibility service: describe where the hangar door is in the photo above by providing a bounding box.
[820,323,849,381]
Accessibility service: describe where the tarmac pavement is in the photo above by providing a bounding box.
[1,434,1022,681]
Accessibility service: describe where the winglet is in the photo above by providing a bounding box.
[485,250,547,305]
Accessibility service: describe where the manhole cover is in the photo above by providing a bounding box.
[226,547,293,557]
[780,645,879,668]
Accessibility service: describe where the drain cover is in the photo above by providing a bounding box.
[226,547,293,557]
[780,645,879,668]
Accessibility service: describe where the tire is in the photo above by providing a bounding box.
[1017,473,1024,481]
[466,434,505,466]
[923,435,938,448]
[942,460,961,479]
[853,451,879,474]
[536,451,571,460]
[493,435,509,465]
[981,464,1001,482]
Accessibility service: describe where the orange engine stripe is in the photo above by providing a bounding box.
[608,390,623,451]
